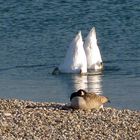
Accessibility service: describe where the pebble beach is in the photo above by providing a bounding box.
[0,99,139,140]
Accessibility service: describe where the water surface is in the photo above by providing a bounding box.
[0,0,139,110]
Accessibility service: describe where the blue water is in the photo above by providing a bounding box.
[0,0,139,110]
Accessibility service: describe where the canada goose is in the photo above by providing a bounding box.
[70,89,110,110]
[56,31,87,74]
[84,27,103,70]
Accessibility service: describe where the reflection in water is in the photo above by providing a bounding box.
[87,74,102,95]
[72,75,88,91]
[72,74,103,95]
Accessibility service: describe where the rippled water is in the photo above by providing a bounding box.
[0,0,140,110]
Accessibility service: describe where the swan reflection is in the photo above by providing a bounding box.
[72,75,88,91]
[72,74,102,94]
[87,74,102,94]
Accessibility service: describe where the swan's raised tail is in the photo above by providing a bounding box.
[58,31,87,74]
[84,27,103,71]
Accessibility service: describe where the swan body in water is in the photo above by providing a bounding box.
[52,27,103,74]
[53,31,87,74]
[84,27,103,70]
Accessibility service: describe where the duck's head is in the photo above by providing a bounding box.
[70,89,87,101]
[52,67,60,75]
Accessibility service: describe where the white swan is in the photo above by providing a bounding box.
[54,31,87,74]
[84,27,103,70]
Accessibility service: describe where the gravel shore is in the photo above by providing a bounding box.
[0,99,139,140]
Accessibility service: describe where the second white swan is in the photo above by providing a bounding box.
[84,27,103,70]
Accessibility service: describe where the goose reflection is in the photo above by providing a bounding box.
[72,73,102,95]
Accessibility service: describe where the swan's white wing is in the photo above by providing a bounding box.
[59,31,87,73]
[84,27,103,70]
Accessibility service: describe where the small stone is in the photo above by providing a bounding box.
[4,112,12,117]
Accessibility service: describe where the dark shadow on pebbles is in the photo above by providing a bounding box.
[25,104,72,110]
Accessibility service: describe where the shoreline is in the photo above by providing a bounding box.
[0,99,139,139]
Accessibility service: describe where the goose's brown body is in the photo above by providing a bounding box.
[70,89,110,110]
